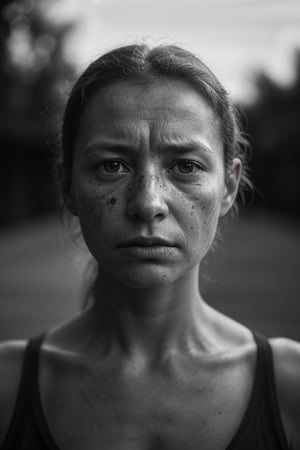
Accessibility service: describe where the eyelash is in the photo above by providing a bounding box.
[95,159,205,177]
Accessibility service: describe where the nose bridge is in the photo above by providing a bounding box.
[127,161,169,221]
[137,168,161,193]
[138,157,166,196]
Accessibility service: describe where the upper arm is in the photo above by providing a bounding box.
[271,338,300,450]
[0,340,27,444]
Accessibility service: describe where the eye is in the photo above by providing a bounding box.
[96,160,129,174]
[169,160,204,176]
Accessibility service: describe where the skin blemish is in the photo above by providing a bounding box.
[105,197,118,206]
[110,197,117,205]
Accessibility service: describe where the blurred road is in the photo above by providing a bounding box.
[0,211,299,341]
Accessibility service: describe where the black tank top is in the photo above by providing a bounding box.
[1,332,289,450]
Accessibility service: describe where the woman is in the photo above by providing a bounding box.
[0,43,299,450]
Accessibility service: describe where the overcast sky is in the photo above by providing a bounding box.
[46,0,300,102]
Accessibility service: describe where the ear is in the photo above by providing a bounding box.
[220,158,242,217]
[57,161,78,216]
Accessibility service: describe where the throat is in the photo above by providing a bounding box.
[86,294,213,366]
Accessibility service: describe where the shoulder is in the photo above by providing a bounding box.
[270,337,300,450]
[0,340,28,443]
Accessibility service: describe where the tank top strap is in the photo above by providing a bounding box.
[252,331,289,449]
[1,333,46,450]
[20,333,46,409]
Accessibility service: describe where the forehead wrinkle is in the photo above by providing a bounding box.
[77,79,224,160]
[105,118,152,154]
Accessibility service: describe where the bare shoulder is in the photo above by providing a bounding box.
[0,340,28,443]
[270,337,300,450]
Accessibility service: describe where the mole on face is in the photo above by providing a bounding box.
[105,197,118,206]
[110,197,117,205]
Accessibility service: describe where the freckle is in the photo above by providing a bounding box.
[110,197,117,205]
[192,205,195,209]
[190,212,193,215]
[190,226,194,230]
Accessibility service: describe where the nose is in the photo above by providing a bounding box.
[127,172,169,223]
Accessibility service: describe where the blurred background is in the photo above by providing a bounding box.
[0,0,299,341]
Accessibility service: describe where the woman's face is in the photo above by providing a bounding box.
[68,78,239,288]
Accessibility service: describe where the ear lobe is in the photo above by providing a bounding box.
[220,158,242,217]
[57,161,78,216]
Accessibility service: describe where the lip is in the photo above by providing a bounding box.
[118,236,175,247]
[118,245,176,258]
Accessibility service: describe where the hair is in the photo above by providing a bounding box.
[58,42,253,307]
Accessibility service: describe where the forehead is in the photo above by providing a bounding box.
[75,78,223,153]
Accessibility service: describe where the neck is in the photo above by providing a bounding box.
[87,264,214,362]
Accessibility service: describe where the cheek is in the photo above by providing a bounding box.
[186,180,223,221]
[73,175,121,229]
[181,180,224,249]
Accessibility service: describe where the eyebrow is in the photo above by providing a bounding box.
[83,139,214,156]
[160,141,214,156]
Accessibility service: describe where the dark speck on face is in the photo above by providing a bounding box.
[105,197,117,206]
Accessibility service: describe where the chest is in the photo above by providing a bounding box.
[40,356,254,450]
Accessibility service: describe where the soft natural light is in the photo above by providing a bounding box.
[43,0,300,102]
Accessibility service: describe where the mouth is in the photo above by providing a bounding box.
[117,236,176,258]
[118,236,175,248]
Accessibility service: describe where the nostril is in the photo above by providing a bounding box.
[127,193,169,222]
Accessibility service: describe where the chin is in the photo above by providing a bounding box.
[118,265,179,289]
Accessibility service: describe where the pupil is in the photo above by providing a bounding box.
[105,161,120,172]
[180,162,193,173]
